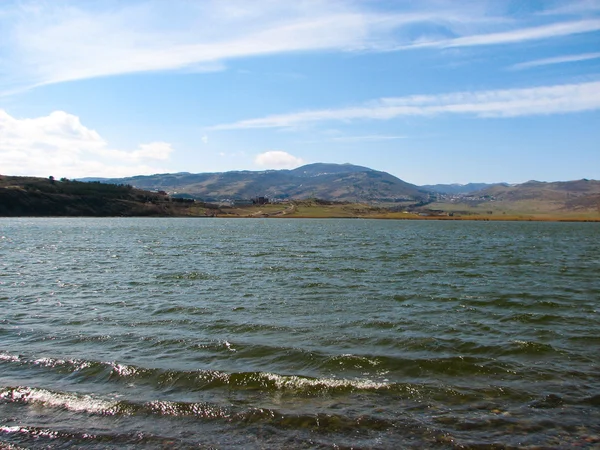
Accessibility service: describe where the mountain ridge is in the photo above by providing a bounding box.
[83,163,429,203]
[79,163,599,209]
[3,166,600,218]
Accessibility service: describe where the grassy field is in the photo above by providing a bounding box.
[224,201,380,218]
[425,200,600,221]
[218,200,600,221]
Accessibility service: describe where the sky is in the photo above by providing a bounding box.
[1,0,599,185]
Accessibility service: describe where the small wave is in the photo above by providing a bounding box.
[242,372,390,392]
[149,304,211,316]
[155,271,217,281]
[500,313,562,324]
[0,386,401,444]
[321,354,382,371]
[0,423,201,449]
[1,386,115,414]
[301,282,334,288]
[361,320,396,329]
[205,321,295,334]
[1,349,515,391]
[0,353,20,363]
[0,351,390,394]
[504,340,559,356]
[249,252,273,257]
[338,267,368,273]
[529,393,565,409]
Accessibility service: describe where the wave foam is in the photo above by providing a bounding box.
[1,387,116,415]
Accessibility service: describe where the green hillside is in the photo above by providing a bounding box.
[0,176,210,217]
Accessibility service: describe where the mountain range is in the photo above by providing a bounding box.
[2,163,599,218]
[81,163,600,211]
[77,163,600,216]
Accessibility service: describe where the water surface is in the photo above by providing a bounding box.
[1,218,599,448]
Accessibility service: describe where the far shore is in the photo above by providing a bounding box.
[3,213,599,222]
[219,201,600,222]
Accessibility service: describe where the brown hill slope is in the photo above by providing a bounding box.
[89,163,429,202]
[429,179,600,217]
[482,179,600,201]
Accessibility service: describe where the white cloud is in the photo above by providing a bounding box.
[254,151,304,169]
[1,1,599,93]
[201,135,208,144]
[211,81,600,130]
[0,109,174,177]
[540,0,600,16]
[510,52,600,70]
[0,1,428,92]
[405,19,600,49]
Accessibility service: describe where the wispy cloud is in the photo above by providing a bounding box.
[539,0,600,16]
[404,19,600,49]
[0,1,449,92]
[2,1,600,93]
[510,52,600,70]
[210,81,600,130]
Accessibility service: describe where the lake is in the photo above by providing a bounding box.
[1,218,599,449]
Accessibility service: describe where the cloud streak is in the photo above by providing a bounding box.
[2,1,600,93]
[405,19,600,49]
[210,81,600,130]
[0,1,432,92]
[511,52,600,70]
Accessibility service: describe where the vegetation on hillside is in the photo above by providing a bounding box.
[0,176,216,217]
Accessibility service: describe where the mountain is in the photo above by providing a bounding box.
[481,179,600,198]
[427,178,600,216]
[89,163,429,202]
[480,179,600,210]
[290,163,374,177]
[421,182,507,194]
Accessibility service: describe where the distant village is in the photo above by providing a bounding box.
[156,190,278,207]
[432,192,496,203]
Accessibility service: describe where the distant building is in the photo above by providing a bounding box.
[253,196,269,205]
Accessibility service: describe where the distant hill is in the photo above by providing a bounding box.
[426,178,600,216]
[88,163,429,202]
[480,179,600,199]
[479,179,600,211]
[422,182,507,194]
[0,176,210,217]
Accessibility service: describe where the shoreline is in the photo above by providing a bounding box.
[2,214,599,222]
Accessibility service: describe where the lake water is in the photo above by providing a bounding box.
[1,218,599,449]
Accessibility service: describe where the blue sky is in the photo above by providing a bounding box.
[1,0,599,185]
